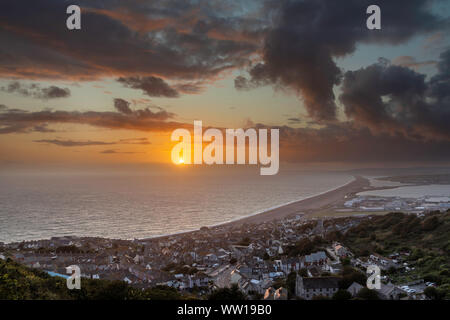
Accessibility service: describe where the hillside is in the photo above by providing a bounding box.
[341,210,450,297]
[0,258,184,300]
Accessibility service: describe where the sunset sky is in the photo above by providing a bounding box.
[1,0,450,167]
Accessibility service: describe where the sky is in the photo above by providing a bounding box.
[0,0,450,168]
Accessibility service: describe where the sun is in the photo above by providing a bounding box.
[178,158,184,164]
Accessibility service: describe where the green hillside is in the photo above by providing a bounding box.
[341,210,450,298]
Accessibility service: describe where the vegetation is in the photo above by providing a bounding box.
[285,236,326,257]
[332,289,352,300]
[340,210,450,299]
[2,209,449,300]
[356,288,380,300]
[207,284,247,300]
[236,237,251,246]
[339,266,366,290]
[162,262,198,275]
[0,258,185,300]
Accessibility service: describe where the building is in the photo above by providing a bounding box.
[295,276,340,300]
[333,243,350,258]
[303,251,328,266]
[375,283,406,300]
[346,282,363,297]
[263,287,288,300]
[369,253,398,270]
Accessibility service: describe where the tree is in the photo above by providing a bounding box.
[422,216,439,231]
[356,288,380,300]
[286,272,297,298]
[237,237,251,246]
[141,285,183,300]
[286,238,315,257]
[208,284,247,300]
[298,268,308,277]
[339,266,366,289]
[424,286,444,300]
[341,257,351,266]
[332,289,352,300]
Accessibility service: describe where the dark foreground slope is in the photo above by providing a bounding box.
[0,259,184,300]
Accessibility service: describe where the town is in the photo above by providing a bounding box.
[1,208,448,300]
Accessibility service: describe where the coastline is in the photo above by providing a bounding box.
[142,175,370,241]
[211,175,357,227]
[218,175,370,227]
[3,175,369,244]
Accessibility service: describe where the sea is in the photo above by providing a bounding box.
[0,165,353,243]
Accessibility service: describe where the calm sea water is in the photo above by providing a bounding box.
[358,184,450,198]
[0,166,352,243]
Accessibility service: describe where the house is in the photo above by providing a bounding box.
[375,283,406,300]
[189,273,210,288]
[334,243,350,258]
[204,253,218,264]
[277,257,301,274]
[230,269,243,285]
[248,279,265,295]
[346,282,363,297]
[295,276,340,300]
[133,254,143,264]
[12,253,24,262]
[307,265,322,277]
[303,251,328,266]
[123,277,132,284]
[369,253,398,270]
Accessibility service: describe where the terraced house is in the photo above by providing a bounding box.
[296,276,340,300]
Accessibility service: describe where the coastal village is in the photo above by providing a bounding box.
[1,209,444,300]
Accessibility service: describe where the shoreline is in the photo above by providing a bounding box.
[142,175,370,241]
[4,175,371,244]
[207,175,357,227]
[217,175,370,227]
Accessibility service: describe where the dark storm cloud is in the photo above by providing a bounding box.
[258,123,450,162]
[1,0,449,163]
[392,56,437,70]
[117,76,179,98]
[237,0,448,121]
[0,82,70,99]
[429,49,450,102]
[1,0,446,107]
[340,50,450,141]
[40,86,71,99]
[114,98,133,114]
[0,100,182,134]
[0,0,259,81]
